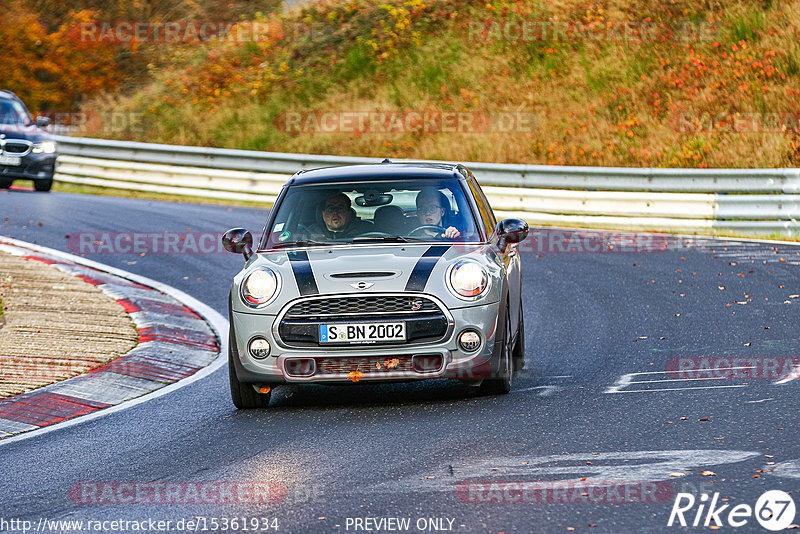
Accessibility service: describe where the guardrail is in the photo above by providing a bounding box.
[53,135,800,236]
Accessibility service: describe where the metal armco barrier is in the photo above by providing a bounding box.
[53,136,800,236]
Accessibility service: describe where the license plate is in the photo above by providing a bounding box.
[320,323,406,343]
[0,155,21,166]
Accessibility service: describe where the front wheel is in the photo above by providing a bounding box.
[513,297,525,372]
[34,179,53,192]
[479,299,513,395]
[229,347,271,409]
[0,179,12,189]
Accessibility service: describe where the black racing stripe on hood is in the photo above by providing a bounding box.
[288,250,319,295]
[405,245,450,292]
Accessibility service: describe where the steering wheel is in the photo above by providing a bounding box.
[408,225,447,238]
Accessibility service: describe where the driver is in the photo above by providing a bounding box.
[305,192,371,239]
[415,189,461,238]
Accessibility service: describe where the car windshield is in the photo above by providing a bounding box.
[262,179,482,249]
[0,98,33,126]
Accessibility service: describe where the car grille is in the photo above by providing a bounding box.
[278,294,449,348]
[1,141,32,156]
[316,355,415,375]
[286,295,439,317]
[283,354,445,378]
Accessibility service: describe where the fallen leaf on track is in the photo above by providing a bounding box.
[701,471,716,476]
[669,473,686,477]
[346,371,364,382]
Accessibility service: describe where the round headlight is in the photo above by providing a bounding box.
[449,261,488,298]
[241,268,279,307]
[32,141,56,154]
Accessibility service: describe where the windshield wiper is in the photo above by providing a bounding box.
[351,235,417,243]
[272,240,330,249]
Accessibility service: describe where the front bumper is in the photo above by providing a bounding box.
[0,153,56,181]
[230,299,500,384]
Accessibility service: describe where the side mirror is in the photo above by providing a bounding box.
[222,228,253,261]
[36,116,50,128]
[494,218,529,251]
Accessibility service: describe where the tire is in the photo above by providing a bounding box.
[34,179,53,192]
[513,297,525,372]
[0,179,12,189]
[229,345,271,409]
[479,298,513,395]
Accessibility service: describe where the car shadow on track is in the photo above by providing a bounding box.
[254,371,542,411]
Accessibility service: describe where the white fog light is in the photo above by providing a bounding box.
[248,337,271,359]
[458,330,481,352]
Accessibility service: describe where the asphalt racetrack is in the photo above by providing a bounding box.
[1,189,798,533]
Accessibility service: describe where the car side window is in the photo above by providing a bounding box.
[468,178,496,237]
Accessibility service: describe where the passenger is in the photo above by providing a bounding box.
[414,189,461,238]
[305,192,371,239]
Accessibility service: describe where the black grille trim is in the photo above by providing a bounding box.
[286,296,439,317]
[276,294,452,348]
[1,140,32,156]
[329,271,397,279]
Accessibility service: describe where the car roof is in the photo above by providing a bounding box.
[286,162,470,185]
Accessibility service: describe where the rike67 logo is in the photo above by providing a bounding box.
[668,490,796,531]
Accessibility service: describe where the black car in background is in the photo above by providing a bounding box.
[0,90,57,192]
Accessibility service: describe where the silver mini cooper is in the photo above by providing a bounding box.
[222,162,528,408]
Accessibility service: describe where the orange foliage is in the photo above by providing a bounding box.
[0,2,119,111]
